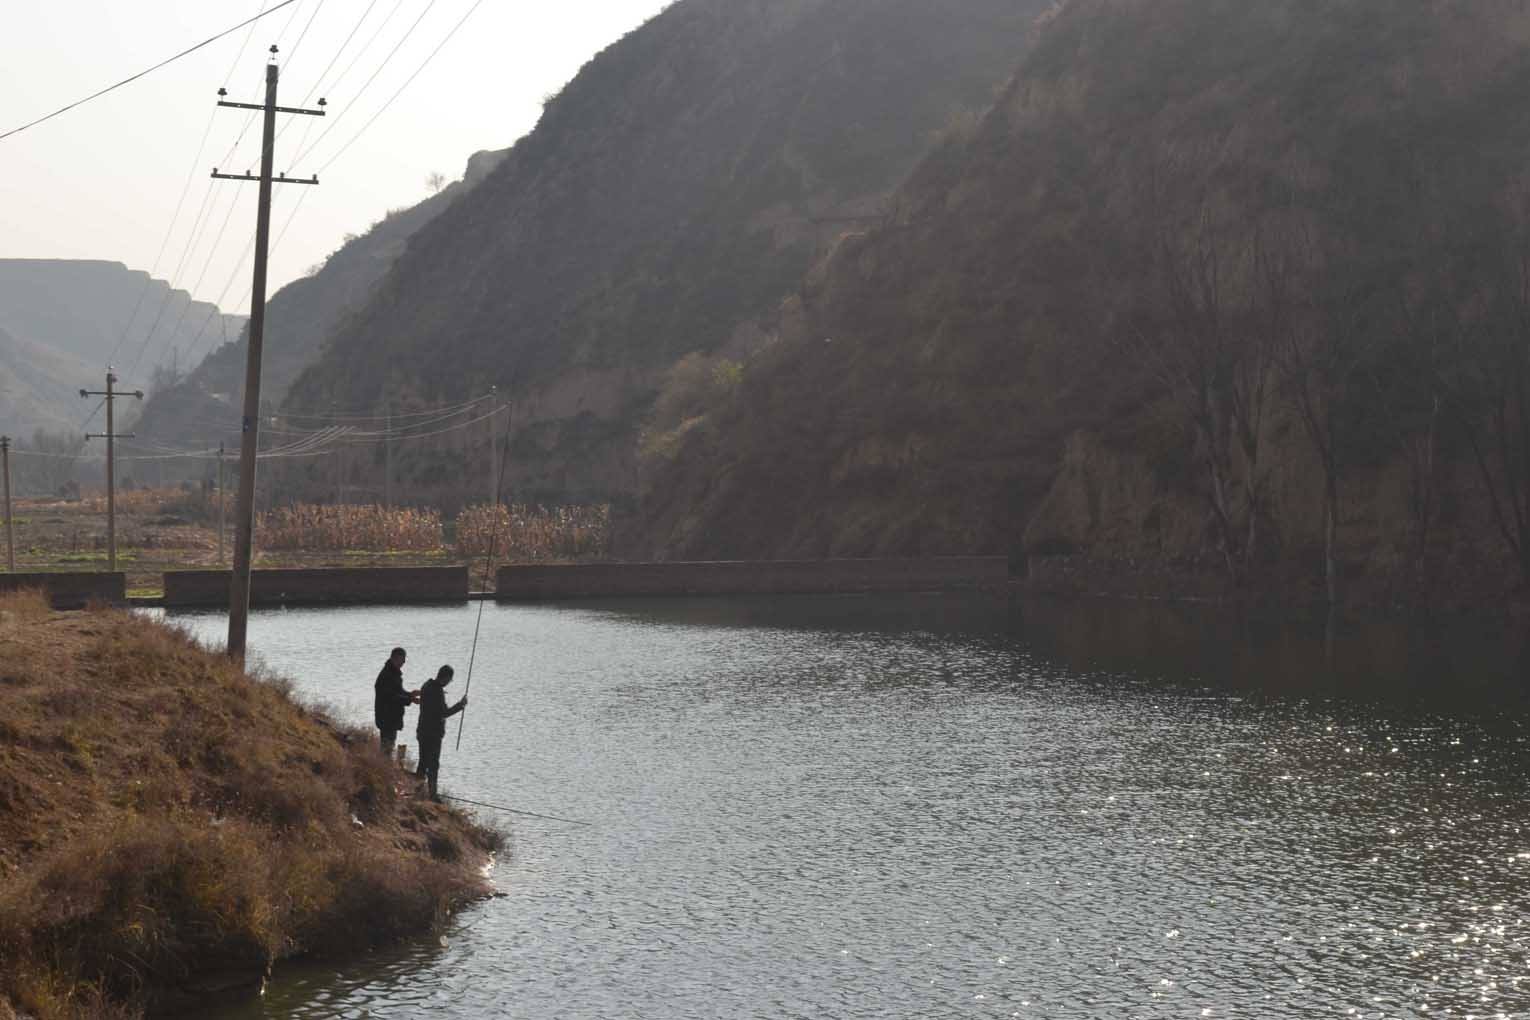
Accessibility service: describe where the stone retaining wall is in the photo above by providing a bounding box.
[163,567,470,608]
[0,572,126,608]
[496,557,1009,599]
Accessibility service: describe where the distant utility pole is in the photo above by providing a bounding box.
[488,385,498,507]
[217,442,227,566]
[215,46,325,663]
[333,403,344,506]
[80,368,143,574]
[383,404,393,509]
[1,435,14,572]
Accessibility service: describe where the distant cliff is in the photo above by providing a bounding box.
[278,0,1051,510]
[0,325,93,436]
[0,260,243,437]
[635,0,1530,607]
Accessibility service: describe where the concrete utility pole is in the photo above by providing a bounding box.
[333,404,344,506]
[80,368,143,573]
[217,442,227,566]
[383,404,393,509]
[488,385,498,507]
[215,46,325,663]
[1,436,14,572]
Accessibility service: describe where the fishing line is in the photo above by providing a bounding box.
[455,400,513,750]
[438,793,592,827]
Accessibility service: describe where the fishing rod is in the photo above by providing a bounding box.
[439,793,593,827]
[455,399,514,750]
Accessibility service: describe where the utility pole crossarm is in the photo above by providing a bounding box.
[216,100,325,116]
[211,171,319,184]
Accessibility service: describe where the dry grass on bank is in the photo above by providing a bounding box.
[0,591,501,1020]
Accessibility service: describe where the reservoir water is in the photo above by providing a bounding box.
[173,594,1530,1018]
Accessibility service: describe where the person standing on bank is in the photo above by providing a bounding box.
[374,647,418,758]
[415,664,467,802]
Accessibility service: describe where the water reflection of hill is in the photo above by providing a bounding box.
[577,593,1530,706]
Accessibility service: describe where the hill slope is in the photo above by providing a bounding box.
[0,261,244,439]
[279,0,1052,509]
[636,0,1530,603]
[132,149,507,463]
[0,260,244,386]
[0,326,96,437]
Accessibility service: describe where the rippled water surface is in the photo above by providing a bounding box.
[177,595,1530,1019]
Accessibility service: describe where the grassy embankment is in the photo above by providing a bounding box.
[3,488,611,595]
[0,590,501,1019]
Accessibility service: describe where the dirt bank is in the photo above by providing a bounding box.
[0,591,501,1019]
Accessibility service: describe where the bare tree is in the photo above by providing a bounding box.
[1232,213,1294,565]
[1385,272,1460,571]
[426,171,447,195]
[1125,188,1254,583]
[1275,235,1381,605]
[1449,213,1530,590]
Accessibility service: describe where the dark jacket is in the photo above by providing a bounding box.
[374,660,411,731]
[416,677,464,742]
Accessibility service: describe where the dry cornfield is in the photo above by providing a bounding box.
[76,485,194,515]
[257,504,444,551]
[455,503,610,561]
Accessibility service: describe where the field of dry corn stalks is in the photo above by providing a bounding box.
[454,503,610,561]
[258,504,445,551]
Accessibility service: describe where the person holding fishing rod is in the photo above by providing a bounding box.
[415,664,467,802]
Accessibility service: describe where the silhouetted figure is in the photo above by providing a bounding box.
[374,647,417,757]
[415,664,467,801]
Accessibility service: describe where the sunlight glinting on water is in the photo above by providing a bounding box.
[168,596,1530,1019]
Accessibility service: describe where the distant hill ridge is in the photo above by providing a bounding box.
[0,259,244,437]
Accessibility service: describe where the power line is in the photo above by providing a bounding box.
[134,0,344,382]
[282,0,332,74]
[274,0,387,157]
[105,1,274,369]
[108,401,508,462]
[105,115,218,368]
[273,0,311,52]
[75,397,108,435]
[129,188,248,381]
[0,0,303,142]
[315,0,489,175]
[22,397,507,464]
[320,0,409,104]
[283,393,490,422]
[298,0,384,107]
[134,0,483,386]
[163,0,382,371]
[130,45,301,381]
[291,0,443,168]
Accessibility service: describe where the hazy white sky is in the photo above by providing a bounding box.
[0,0,668,323]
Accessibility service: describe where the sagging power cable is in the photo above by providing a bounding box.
[0,0,303,141]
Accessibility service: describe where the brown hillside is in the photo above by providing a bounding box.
[277,0,1051,511]
[635,0,1530,605]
